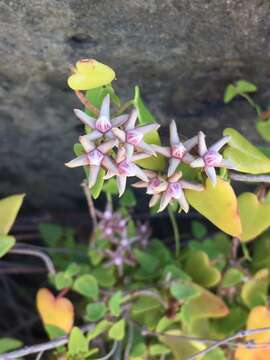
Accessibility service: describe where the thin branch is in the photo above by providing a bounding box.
[96,341,118,360]
[75,90,99,116]
[186,327,270,360]
[0,324,94,360]
[230,172,270,184]
[123,290,168,309]
[168,206,180,257]
[9,246,56,275]
[82,180,98,228]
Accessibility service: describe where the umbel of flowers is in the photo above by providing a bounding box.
[66,59,234,212]
[66,59,270,239]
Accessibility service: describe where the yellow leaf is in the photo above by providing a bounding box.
[235,306,270,360]
[0,194,25,235]
[238,192,270,242]
[185,177,242,236]
[68,59,115,90]
[36,288,74,333]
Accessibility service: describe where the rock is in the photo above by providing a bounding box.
[1,0,270,209]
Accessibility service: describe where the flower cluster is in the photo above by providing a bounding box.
[95,204,151,275]
[66,94,234,213]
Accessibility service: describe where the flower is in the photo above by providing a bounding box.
[190,131,235,186]
[65,136,117,188]
[152,120,198,176]
[104,147,150,196]
[74,95,129,141]
[111,109,159,157]
[134,171,204,213]
[104,248,136,276]
[67,59,116,90]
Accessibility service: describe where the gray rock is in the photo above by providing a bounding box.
[1,0,270,209]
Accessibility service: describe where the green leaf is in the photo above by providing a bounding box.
[211,306,248,338]
[170,282,200,301]
[108,319,126,341]
[87,319,112,341]
[109,291,122,317]
[149,344,171,356]
[224,84,237,103]
[92,266,116,288]
[203,348,227,360]
[119,189,136,207]
[39,223,63,246]
[133,249,159,273]
[85,87,109,118]
[86,303,106,322]
[235,80,257,93]
[185,177,242,237]
[223,128,270,174]
[45,325,67,340]
[163,265,191,281]
[256,119,270,142]
[191,220,207,239]
[184,251,221,288]
[241,268,268,308]
[68,327,88,357]
[0,338,23,354]
[0,235,15,257]
[0,194,25,235]
[73,274,99,300]
[54,272,73,290]
[65,263,80,277]
[89,249,104,266]
[133,86,165,171]
[222,268,244,288]
[252,234,270,272]
[105,84,121,107]
[102,178,118,195]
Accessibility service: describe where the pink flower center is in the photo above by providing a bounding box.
[203,151,222,167]
[171,144,186,159]
[118,160,132,175]
[95,116,112,133]
[87,149,104,165]
[126,130,143,145]
[167,182,182,198]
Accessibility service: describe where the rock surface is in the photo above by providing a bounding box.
[1,0,270,209]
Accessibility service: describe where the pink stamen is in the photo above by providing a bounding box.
[126,130,143,145]
[95,116,112,133]
[171,144,186,159]
[87,149,104,165]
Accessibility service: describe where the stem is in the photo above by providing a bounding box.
[0,324,94,360]
[75,90,99,116]
[82,180,98,228]
[9,246,56,275]
[230,172,270,184]
[168,206,180,257]
[123,290,168,309]
[240,93,261,116]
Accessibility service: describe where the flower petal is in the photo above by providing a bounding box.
[190,158,205,168]
[168,158,181,177]
[151,145,171,157]
[117,176,127,197]
[138,141,156,155]
[79,136,95,153]
[182,152,195,164]
[111,128,126,142]
[111,114,129,127]
[198,131,207,156]
[183,135,198,150]
[84,130,102,141]
[170,120,180,145]
[209,136,230,153]
[219,159,236,169]
[149,193,161,207]
[102,156,118,173]
[100,94,110,119]
[65,154,89,168]
[180,180,204,191]
[125,143,134,158]
[136,123,160,135]
[88,165,100,188]
[131,163,149,181]
[178,191,189,213]
[205,166,217,186]
[98,139,117,154]
[131,152,151,161]
[73,109,96,128]
[132,180,148,188]
[125,109,138,130]
[158,191,172,212]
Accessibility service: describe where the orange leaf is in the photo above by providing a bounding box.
[185,177,242,236]
[235,306,270,360]
[36,288,74,333]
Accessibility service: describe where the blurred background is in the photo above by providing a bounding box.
[1,0,270,211]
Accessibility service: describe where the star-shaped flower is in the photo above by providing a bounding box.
[190,131,235,186]
[152,120,198,176]
[73,94,129,141]
[135,172,204,213]
[65,136,117,188]
[104,248,136,276]
[111,109,159,157]
[104,147,150,197]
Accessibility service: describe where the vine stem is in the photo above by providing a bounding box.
[168,206,180,257]
[9,245,56,275]
[230,172,270,184]
[82,180,98,229]
[75,90,99,116]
